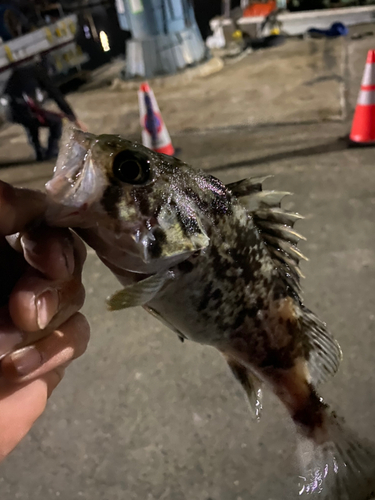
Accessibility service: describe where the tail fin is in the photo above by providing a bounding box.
[297,412,375,500]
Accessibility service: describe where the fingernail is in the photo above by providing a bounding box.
[5,233,22,253]
[8,346,42,376]
[36,289,59,330]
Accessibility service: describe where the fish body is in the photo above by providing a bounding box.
[46,128,375,500]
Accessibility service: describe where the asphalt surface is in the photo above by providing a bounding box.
[0,32,375,500]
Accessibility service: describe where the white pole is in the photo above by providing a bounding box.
[222,0,231,18]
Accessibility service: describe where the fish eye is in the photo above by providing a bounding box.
[112,150,150,185]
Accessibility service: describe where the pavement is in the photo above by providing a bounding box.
[0,28,375,500]
[70,36,346,135]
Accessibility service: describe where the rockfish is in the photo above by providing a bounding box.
[45,129,375,500]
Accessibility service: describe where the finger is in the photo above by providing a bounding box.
[0,307,24,359]
[20,227,86,281]
[71,232,87,269]
[1,313,90,382]
[9,270,85,333]
[0,368,64,462]
[0,181,46,236]
[0,240,27,307]
[22,228,74,281]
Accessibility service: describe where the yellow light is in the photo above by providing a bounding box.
[99,31,110,52]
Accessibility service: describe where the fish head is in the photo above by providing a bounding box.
[45,128,213,274]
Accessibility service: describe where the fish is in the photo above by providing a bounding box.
[45,127,375,500]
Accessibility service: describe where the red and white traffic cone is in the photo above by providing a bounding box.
[349,50,375,145]
[138,82,175,156]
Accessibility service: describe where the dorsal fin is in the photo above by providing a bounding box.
[226,178,342,387]
[227,177,306,299]
[226,176,272,197]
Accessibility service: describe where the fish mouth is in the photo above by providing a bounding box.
[45,127,105,227]
[97,253,153,285]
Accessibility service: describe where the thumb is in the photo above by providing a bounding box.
[0,367,64,461]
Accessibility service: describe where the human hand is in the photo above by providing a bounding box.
[0,181,90,461]
[73,119,88,132]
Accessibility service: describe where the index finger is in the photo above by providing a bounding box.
[0,181,46,236]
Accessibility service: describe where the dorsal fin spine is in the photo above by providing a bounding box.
[226,176,306,299]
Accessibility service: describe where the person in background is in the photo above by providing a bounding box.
[0,4,31,41]
[4,58,86,162]
[0,180,90,460]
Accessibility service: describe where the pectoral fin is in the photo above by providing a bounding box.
[224,356,263,421]
[107,271,172,311]
[144,305,188,342]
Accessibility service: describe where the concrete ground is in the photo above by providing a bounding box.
[0,28,375,500]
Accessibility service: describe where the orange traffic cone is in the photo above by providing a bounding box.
[138,82,175,156]
[349,50,375,145]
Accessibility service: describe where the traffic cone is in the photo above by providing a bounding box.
[349,50,375,145]
[138,82,175,156]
